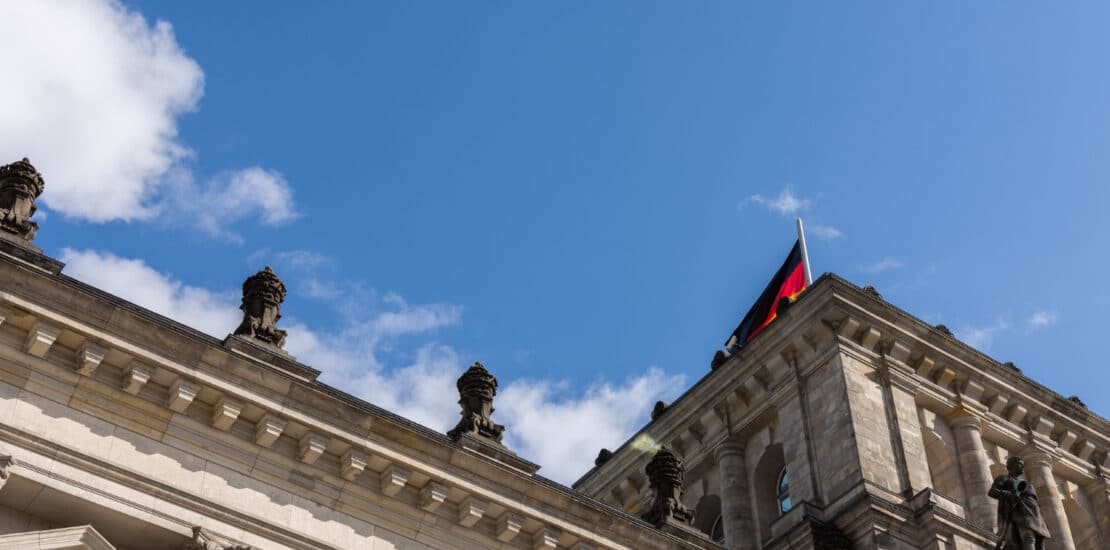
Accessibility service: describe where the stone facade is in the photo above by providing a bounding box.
[574,275,1110,550]
[0,159,1105,549]
[0,233,719,546]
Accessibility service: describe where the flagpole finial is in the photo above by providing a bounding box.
[796,218,813,286]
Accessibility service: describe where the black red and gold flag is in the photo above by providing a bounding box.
[725,241,807,350]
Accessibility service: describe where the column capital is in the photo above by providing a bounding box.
[714,439,745,462]
[945,406,986,429]
[1019,444,1056,467]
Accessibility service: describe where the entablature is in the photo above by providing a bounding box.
[0,254,712,550]
[819,279,1110,485]
[576,274,1110,505]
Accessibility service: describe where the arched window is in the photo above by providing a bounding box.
[710,515,725,543]
[776,467,791,515]
[693,495,724,542]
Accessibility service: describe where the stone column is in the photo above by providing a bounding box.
[1081,474,1110,548]
[947,412,996,530]
[1025,452,1076,550]
[715,440,754,550]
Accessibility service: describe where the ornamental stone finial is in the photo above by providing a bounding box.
[0,455,14,491]
[183,526,251,550]
[233,267,288,348]
[710,350,727,370]
[651,401,668,421]
[0,158,45,242]
[447,361,505,443]
[595,448,613,467]
[642,447,694,528]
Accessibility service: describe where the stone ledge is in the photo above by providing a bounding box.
[0,524,116,550]
[222,334,319,382]
[456,432,540,475]
[0,236,62,274]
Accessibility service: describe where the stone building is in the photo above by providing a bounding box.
[0,160,719,549]
[574,282,1110,550]
[0,158,1106,549]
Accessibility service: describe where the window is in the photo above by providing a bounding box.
[777,468,791,515]
[710,515,725,543]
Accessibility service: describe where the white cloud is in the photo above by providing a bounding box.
[499,369,683,483]
[1027,310,1058,330]
[742,188,841,239]
[374,293,462,337]
[273,250,334,271]
[808,224,843,240]
[170,167,300,242]
[0,1,296,236]
[255,249,346,300]
[59,248,240,336]
[957,319,1010,351]
[60,247,676,484]
[861,257,904,274]
[747,188,810,215]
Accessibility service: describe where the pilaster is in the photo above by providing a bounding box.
[715,439,753,550]
[946,408,995,530]
[1081,472,1110,548]
[1024,450,1076,550]
[882,358,934,495]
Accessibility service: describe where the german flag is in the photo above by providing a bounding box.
[725,241,807,350]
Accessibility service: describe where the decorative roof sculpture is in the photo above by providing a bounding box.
[0,158,45,242]
[594,448,613,467]
[651,400,668,421]
[447,362,505,443]
[642,446,694,528]
[710,350,727,370]
[233,267,288,348]
[183,526,252,550]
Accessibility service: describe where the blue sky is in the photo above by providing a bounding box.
[3,1,1108,483]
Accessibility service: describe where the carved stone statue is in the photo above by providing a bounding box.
[447,362,505,443]
[642,447,694,528]
[183,526,251,550]
[710,350,727,370]
[595,448,613,467]
[989,456,1049,550]
[651,401,669,421]
[0,158,45,241]
[0,455,14,492]
[233,267,288,348]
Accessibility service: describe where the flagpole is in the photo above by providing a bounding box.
[796,218,813,285]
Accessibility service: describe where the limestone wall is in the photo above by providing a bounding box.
[576,276,1110,550]
[0,252,713,550]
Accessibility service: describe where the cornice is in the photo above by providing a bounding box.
[574,276,844,496]
[576,273,1110,500]
[815,276,1110,480]
[0,253,713,550]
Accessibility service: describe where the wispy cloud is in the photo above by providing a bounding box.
[742,187,842,240]
[1027,310,1058,330]
[273,250,334,271]
[861,257,904,274]
[60,247,679,484]
[745,187,810,215]
[165,167,300,242]
[956,319,1010,351]
[59,248,240,336]
[0,0,296,238]
[809,224,843,240]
